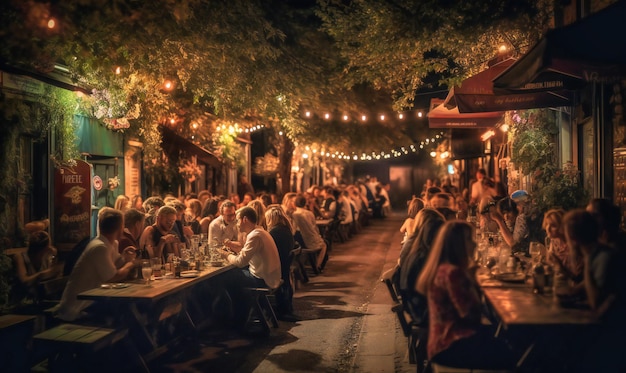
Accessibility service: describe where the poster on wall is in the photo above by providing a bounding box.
[54,160,92,249]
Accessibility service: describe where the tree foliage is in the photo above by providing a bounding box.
[317,0,552,109]
[1,0,553,164]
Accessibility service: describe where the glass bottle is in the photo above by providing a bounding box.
[532,257,546,294]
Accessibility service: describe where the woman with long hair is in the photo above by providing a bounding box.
[416,221,516,369]
[400,198,425,244]
[543,209,582,283]
[130,194,144,213]
[265,205,297,320]
[185,198,203,235]
[399,208,445,324]
[114,195,130,212]
[247,199,267,230]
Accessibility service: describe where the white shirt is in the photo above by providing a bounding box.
[292,207,325,250]
[208,215,239,246]
[225,228,282,289]
[57,236,120,321]
[340,198,354,224]
[471,180,484,203]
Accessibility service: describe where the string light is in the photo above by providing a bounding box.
[115,66,121,75]
[47,18,56,29]
[299,108,428,122]
[299,131,445,162]
[163,80,173,91]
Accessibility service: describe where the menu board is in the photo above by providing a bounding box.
[54,160,92,248]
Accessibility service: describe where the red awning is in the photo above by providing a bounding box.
[450,58,574,112]
[428,98,503,128]
[493,0,626,93]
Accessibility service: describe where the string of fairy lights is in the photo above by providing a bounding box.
[295,132,446,161]
[205,109,446,162]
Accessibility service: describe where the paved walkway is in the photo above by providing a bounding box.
[350,214,413,373]
[148,212,412,373]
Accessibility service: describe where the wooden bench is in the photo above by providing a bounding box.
[0,314,37,372]
[33,323,145,372]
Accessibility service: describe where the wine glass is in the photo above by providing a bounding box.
[529,242,542,263]
[141,260,153,285]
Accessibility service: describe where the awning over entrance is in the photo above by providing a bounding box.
[493,0,626,93]
[161,127,222,168]
[428,98,503,128]
[450,58,575,112]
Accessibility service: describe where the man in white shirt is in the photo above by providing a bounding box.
[208,200,239,247]
[470,168,487,206]
[219,206,281,289]
[218,206,282,329]
[57,208,137,321]
[292,195,328,270]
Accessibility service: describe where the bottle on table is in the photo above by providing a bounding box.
[532,258,546,294]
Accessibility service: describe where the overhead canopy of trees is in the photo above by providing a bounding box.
[1,0,552,157]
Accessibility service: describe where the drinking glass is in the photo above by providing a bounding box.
[141,260,153,285]
[529,242,542,263]
[151,257,162,278]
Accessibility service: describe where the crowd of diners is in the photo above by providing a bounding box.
[392,171,626,372]
[6,177,390,327]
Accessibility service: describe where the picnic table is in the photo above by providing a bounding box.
[78,264,236,360]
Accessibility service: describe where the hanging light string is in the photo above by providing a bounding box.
[302,108,427,122]
[294,131,446,162]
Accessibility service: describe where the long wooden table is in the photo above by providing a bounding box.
[482,287,598,327]
[78,264,236,360]
[79,264,233,302]
[480,278,599,371]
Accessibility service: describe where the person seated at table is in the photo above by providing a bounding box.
[10,231,62,306]
[265,205,299,321]
[247,199,267,230]
[208,200,239,248]
[543,209,583,283]
[399,208,445,324]
[430,192,457,221]
[416,220,518,370]
[319,186,337,220]
[217,207,282,325]
[563,209,626,372]
[57,208,138,321]
[292,194,328,271]
[139,205,181,260]
[490,192,530,253]
[142,196,165,227]
[185,198,203,235]
[586,198,626,252]
[118,208,146,280]
[167,200,192,247]
[118,209,145,254]
[240,192,254,209]
[281,192,298,230]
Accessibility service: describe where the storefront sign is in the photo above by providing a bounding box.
[54,160,92,247]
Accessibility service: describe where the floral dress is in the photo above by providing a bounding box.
[427,263,482,359]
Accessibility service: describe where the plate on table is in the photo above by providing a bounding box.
[180,270,200,278]
[494,272,526,283]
